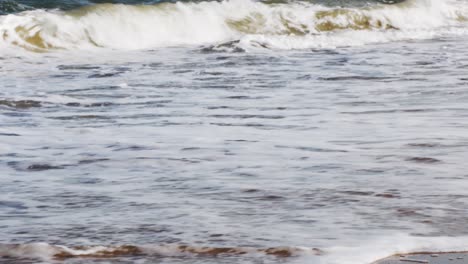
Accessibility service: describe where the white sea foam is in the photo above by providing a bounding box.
[315,234,468,264]
[1,235,468,264]
[0,0,466,51]
[0,242,62,260]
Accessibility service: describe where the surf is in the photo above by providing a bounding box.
[2,235,468,264]
[0,0,466,51]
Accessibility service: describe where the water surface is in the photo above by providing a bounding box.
[1,0,468,263]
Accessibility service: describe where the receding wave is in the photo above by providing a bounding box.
[0,0,467,51]
[2,240,468,264]
[0,243,322,261]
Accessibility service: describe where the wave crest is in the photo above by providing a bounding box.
[0,0,467,51]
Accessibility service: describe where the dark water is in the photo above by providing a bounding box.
[0,0,403,14]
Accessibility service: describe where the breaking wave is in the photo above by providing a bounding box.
[0,0,467,51]
[0,243,321,261]
[1,236,468,264]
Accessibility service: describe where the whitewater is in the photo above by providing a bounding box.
[1,0,468,263]
[0,0,467,51]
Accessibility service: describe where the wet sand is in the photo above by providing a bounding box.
[375,252,468,264]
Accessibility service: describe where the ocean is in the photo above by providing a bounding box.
[1,0,468,263]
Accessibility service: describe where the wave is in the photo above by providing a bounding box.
[1,235,468,264]
[0,243,321,261]
[0,0,467,51]
[0,0,32,15]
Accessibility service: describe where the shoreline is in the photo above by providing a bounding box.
[374,252,468,264]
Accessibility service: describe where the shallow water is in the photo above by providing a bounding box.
[1,0,468,263]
